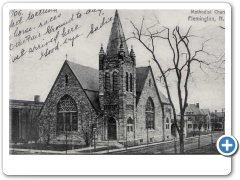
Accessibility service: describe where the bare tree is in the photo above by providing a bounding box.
[80,112,104,148]
[39,111,54,145]
[127,16,224,153]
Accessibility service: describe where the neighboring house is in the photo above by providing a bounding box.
[39,10,172,146]
[183,103,211,136]
[201,109,212,132]
[210,109,225,131]
[9,96,43,143]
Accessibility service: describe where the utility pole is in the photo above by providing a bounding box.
[93,127,96,152]
[65,131,68,155]
[174,136,177,154]
[147,125,149,146]
[126,126,128,151]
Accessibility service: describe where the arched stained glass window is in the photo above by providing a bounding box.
[113,72,118,91]
[57,95,78,133]
[105,72,110,91]
[145,97,155,129]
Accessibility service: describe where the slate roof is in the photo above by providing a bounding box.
[214,112,225,118]
[67,61,99,92]
[84,90,100,111]
[201,109,210,115]
[136,67,149,93]
[136,66,170,105]
[106,10,129,56]
[66,61,170,112]
[185,104,204,115]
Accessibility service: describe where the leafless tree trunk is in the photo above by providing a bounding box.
[80,112,104,147]
[127,16,224,154]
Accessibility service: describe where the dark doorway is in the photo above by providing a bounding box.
[171,123,177,137]
[11,109,20,142]
[108,118,117,140]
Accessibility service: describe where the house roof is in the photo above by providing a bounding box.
[201,109,210,115]
[185,104,204,115]
[67,61,99,92]
[106,10,129,56]
[10,99,44,105]
[212,112,225,118]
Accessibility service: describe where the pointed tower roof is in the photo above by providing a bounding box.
[106,10,129,56]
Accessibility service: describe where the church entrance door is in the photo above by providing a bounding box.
[108,118,117,140]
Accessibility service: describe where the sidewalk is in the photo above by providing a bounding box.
[10,132,223,154]
[10,145,109,154]
[94,132,223,154]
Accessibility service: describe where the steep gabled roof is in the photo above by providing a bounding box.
[84,90,100,111]
[106,10,129,56]
[136,66,170,105]
[185,104,204,115]
[39,60,100,114]
[212,111,224,118]
[136,67,149,93]
[67,61,99,92]
[201,109,210,115]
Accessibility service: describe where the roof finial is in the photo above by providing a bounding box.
[66,53,68,60]
[148,59,151,66]
[130,45,136,57]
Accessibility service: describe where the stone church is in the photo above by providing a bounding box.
[39,10,172,146]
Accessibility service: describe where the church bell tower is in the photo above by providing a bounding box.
[99,10,136,142]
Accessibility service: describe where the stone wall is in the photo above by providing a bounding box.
[39,63,98,145]
[136,69,164,144]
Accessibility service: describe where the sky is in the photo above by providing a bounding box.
[9,9,225,112]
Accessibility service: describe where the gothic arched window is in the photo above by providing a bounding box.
[57,95,78,134]
[130,73,133,92]
[126,72,129,91]
[105,72,110,91]
[149,79,151,87]
[145,97,155,129]
[166,117,169,123]
[127,117,134,132]
[113,72,118,91]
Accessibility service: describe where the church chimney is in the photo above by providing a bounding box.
[34,95,40,103]
[196,103,199,108]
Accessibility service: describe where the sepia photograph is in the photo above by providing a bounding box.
[8,8,225,155]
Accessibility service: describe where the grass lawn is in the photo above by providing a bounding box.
[10,143,87,151]
[185,143,219,154]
